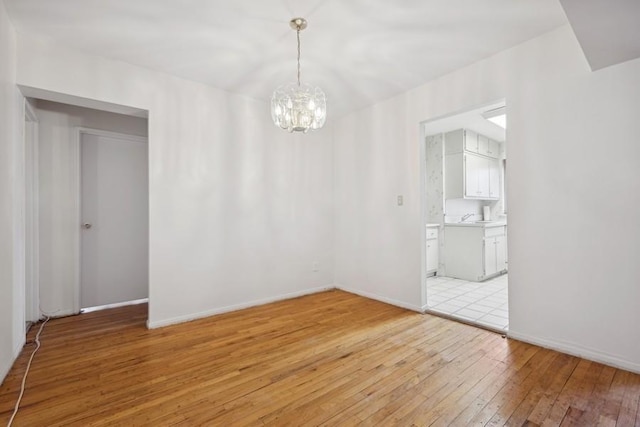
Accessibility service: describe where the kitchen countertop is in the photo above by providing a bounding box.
[444,221,507,228]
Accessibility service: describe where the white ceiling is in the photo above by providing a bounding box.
[560,0,640,71]
[4,0,568,117]
[423,101,506,143]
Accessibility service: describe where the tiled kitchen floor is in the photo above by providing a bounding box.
[426,274,508,332]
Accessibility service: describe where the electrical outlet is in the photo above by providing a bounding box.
[312,261,319,272]
[397,195,403,206]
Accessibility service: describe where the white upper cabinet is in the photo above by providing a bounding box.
[488,139,500,159]
[478,134,489,156]
[477,135,500,159]
[464,129,479,153]
[445,129,480,155]
[464,153,487,198]
[444,129,501,201]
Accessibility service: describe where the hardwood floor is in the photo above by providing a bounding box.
[1,290,639,426]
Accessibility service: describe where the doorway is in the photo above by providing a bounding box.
[79,129,149,310]
[29,98,148,320]
[421,102,509,332]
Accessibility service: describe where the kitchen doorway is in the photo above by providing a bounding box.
[421,101,509,332]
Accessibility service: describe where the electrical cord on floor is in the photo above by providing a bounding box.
[38,305,60,317]
[7,316,50,427]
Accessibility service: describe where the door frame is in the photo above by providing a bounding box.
[73,127,149,313]
[418,99,508,311]
[24,100,39,323]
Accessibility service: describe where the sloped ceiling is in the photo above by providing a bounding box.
[560,0,640,71]
[4,0,568,117]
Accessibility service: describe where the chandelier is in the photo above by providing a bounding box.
[271,18,327,133]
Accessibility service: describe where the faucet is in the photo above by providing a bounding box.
[460,213,473,222]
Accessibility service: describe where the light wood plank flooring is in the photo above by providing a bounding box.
[1,290,639,426]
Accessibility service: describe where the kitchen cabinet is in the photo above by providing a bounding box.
[488,139,501,158]
[464,129,479,153]
[445,129,477,154]
[443,224,507,281]
[478,134,489,156]
[445,152,500,200]
[426,226,439,275]
[504,226,508,264]
[484,228,507,277]
[445,129,500,159]
[477,135,501,158]
[444,129,501,201]
[489,157,500,199]
[465,153,489,198]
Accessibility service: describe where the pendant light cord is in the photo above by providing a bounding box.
[296,28,301,86]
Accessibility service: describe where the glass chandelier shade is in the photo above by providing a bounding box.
[271,82,326,132]
[271,18,327,133]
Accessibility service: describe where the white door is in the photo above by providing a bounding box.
[81,132,148,308]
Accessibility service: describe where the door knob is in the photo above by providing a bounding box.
[82,223,92,229]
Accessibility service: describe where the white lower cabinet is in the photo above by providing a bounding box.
[444,225,507,281]
[484,234,507,277]
[426,226,439,274]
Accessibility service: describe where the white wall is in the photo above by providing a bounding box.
[332,98,424,311]
[35,101,148,315]
[333,25,640,372]
[17,34,334,328]
[10,17,639,378]
[0,1,25,383]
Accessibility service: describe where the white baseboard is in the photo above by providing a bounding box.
[81,298,148,314]
[508,330,640,375]
[0,337,26,386]
[147,285,335,329]
[0,359,11,386]
[336,285,424,313]
[40,308,76,319]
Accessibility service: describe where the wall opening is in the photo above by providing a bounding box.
[420,100,509,333]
